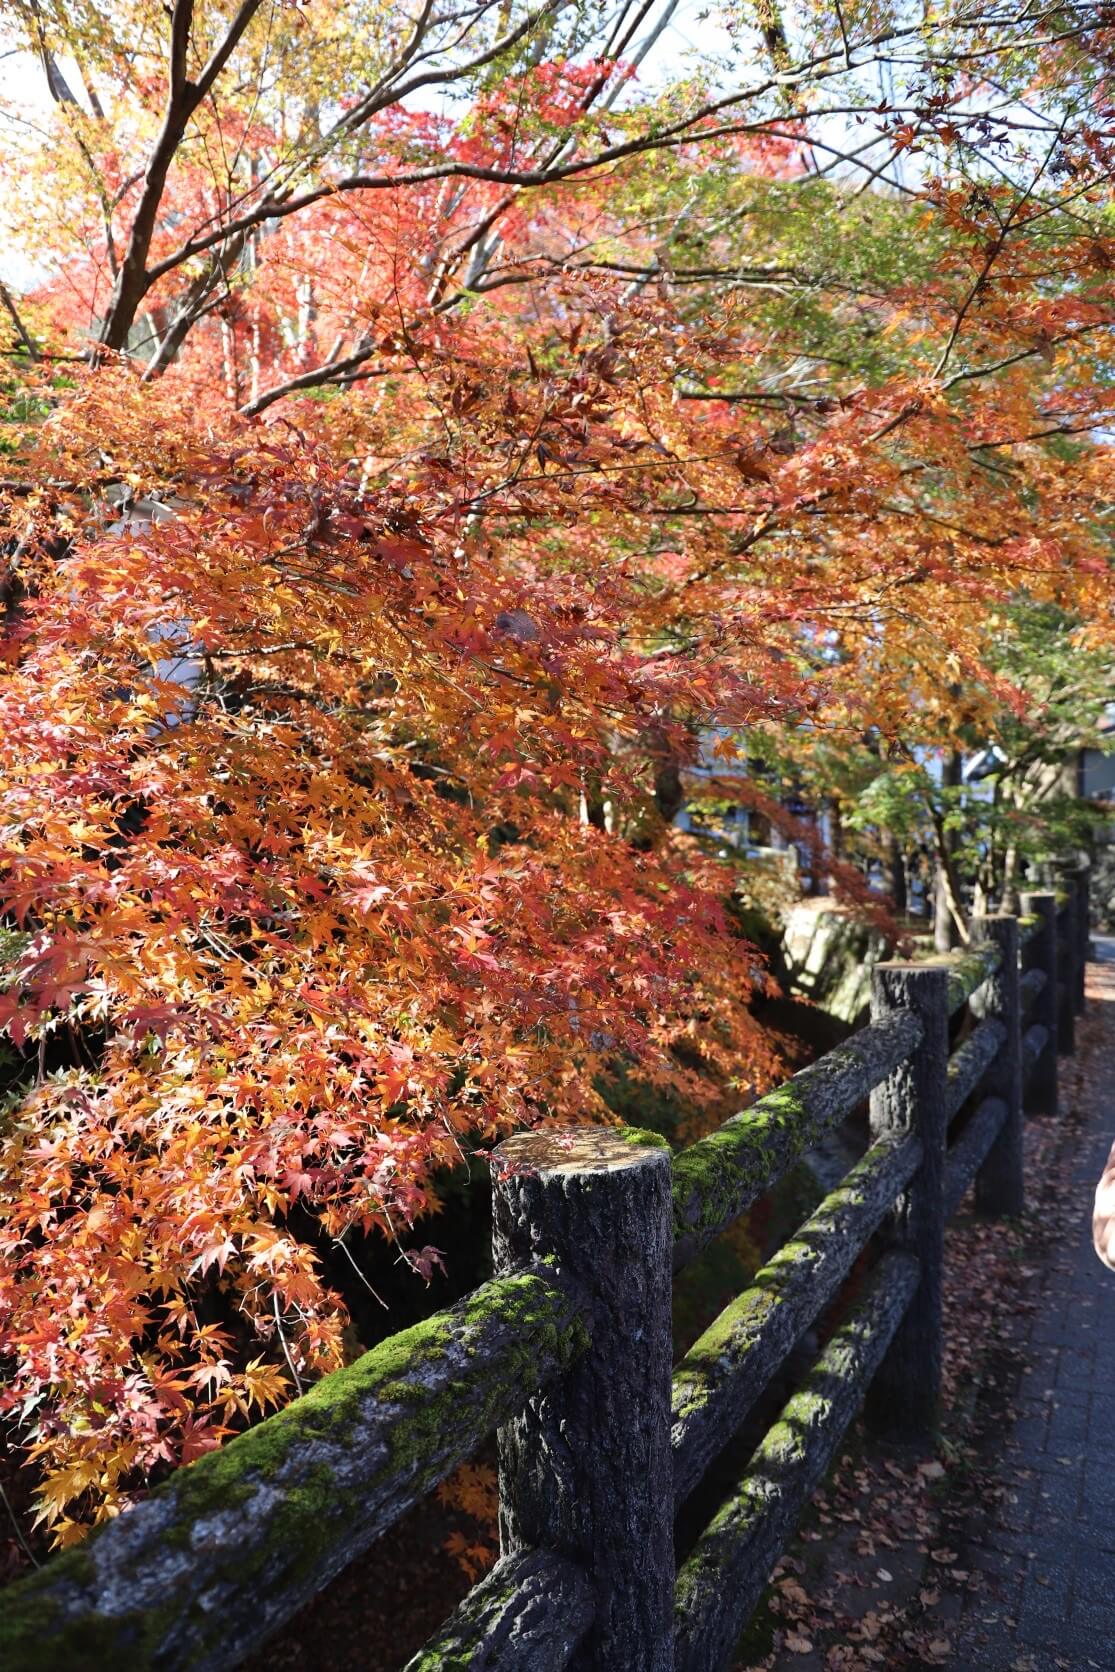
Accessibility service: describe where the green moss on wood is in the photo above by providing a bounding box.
[404,1571,523,1671]
[0,1273,588,1671]
[671,1014,920,1267]
[618,1126,670,1150]
[675,1254,920,1672]
[671,1080,809,1246]
[672,1134,915,1470]
[938,945,1000,1014]
[1017,912,1041,945]
[0,1546,183,1672]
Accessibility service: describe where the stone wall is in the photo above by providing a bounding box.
[781,901,890,1025]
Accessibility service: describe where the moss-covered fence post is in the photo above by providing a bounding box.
[491,1128,674,1672]
[1021,890,1058,1118]
[864,961,948,1441]
[969,913,1024,1217]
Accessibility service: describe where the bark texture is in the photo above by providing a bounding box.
[944,1095,1008,1220]
[1055,895,1077,1055]
[492,1129,674,1672]
[1074,867,1090,1015]
[1019,965,1047,1019]
[1022,1022,1051,1083]
[403,1550,593,1671]
[865,962,949,1441]
[943,942,1001,1016]
[945,1016,1006,1123]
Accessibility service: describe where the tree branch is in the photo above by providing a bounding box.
[0,281,40,361]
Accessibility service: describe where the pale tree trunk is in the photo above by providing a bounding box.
[296,274,317,365]
[221,317,240,405]
[249,312,262,409]
[932,853,969,949]
[1001,841,1021,915]
[932,751,966,950]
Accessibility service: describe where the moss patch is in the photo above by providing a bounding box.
[0,1273,588,1670]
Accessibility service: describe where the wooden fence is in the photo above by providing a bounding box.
[0,870,1092,1672]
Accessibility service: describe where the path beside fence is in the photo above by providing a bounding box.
[951,937,1115,1672]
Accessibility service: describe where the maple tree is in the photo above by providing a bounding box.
[2,0,1115,1551]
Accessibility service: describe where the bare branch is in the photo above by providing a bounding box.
[0,281,40,361]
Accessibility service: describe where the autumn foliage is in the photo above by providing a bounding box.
[2,0,1115,1547]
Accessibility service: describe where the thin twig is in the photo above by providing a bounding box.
[272,1290,305,1395]
[0,1479,39,1569]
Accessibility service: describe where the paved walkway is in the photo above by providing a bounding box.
[954,937,1115,1671]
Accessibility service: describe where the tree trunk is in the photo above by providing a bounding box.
[887,831,907,918]
[932,750,964,951]
[1001,841,1021,914]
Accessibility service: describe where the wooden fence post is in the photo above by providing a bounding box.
[865,962,949,1441]
[491,1129,674,1672]
[970,914,1024,1216]
[1074,867,1089,1015]
[1055,885,1076,1057]
[1020,890,1058,1118]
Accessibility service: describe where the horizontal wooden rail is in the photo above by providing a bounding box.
[0,1273,587,1672]
[944,1096,1008,1220]
[671,1131,921,1505]
[673,1250,921,1672]
[945,942,1000,1015]
[1019,964,1047,1017]
[946,1016,1005,1122]
[672,1009,922,1270]
[403,1550,593,1672]
[1023,1021,1050,1079]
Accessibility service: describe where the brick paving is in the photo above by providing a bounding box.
[953,937,1115,1672]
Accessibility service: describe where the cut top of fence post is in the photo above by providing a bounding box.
[494,1126,667,1178]
[1020,890,1058,927]
[491,1127,674,1672]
